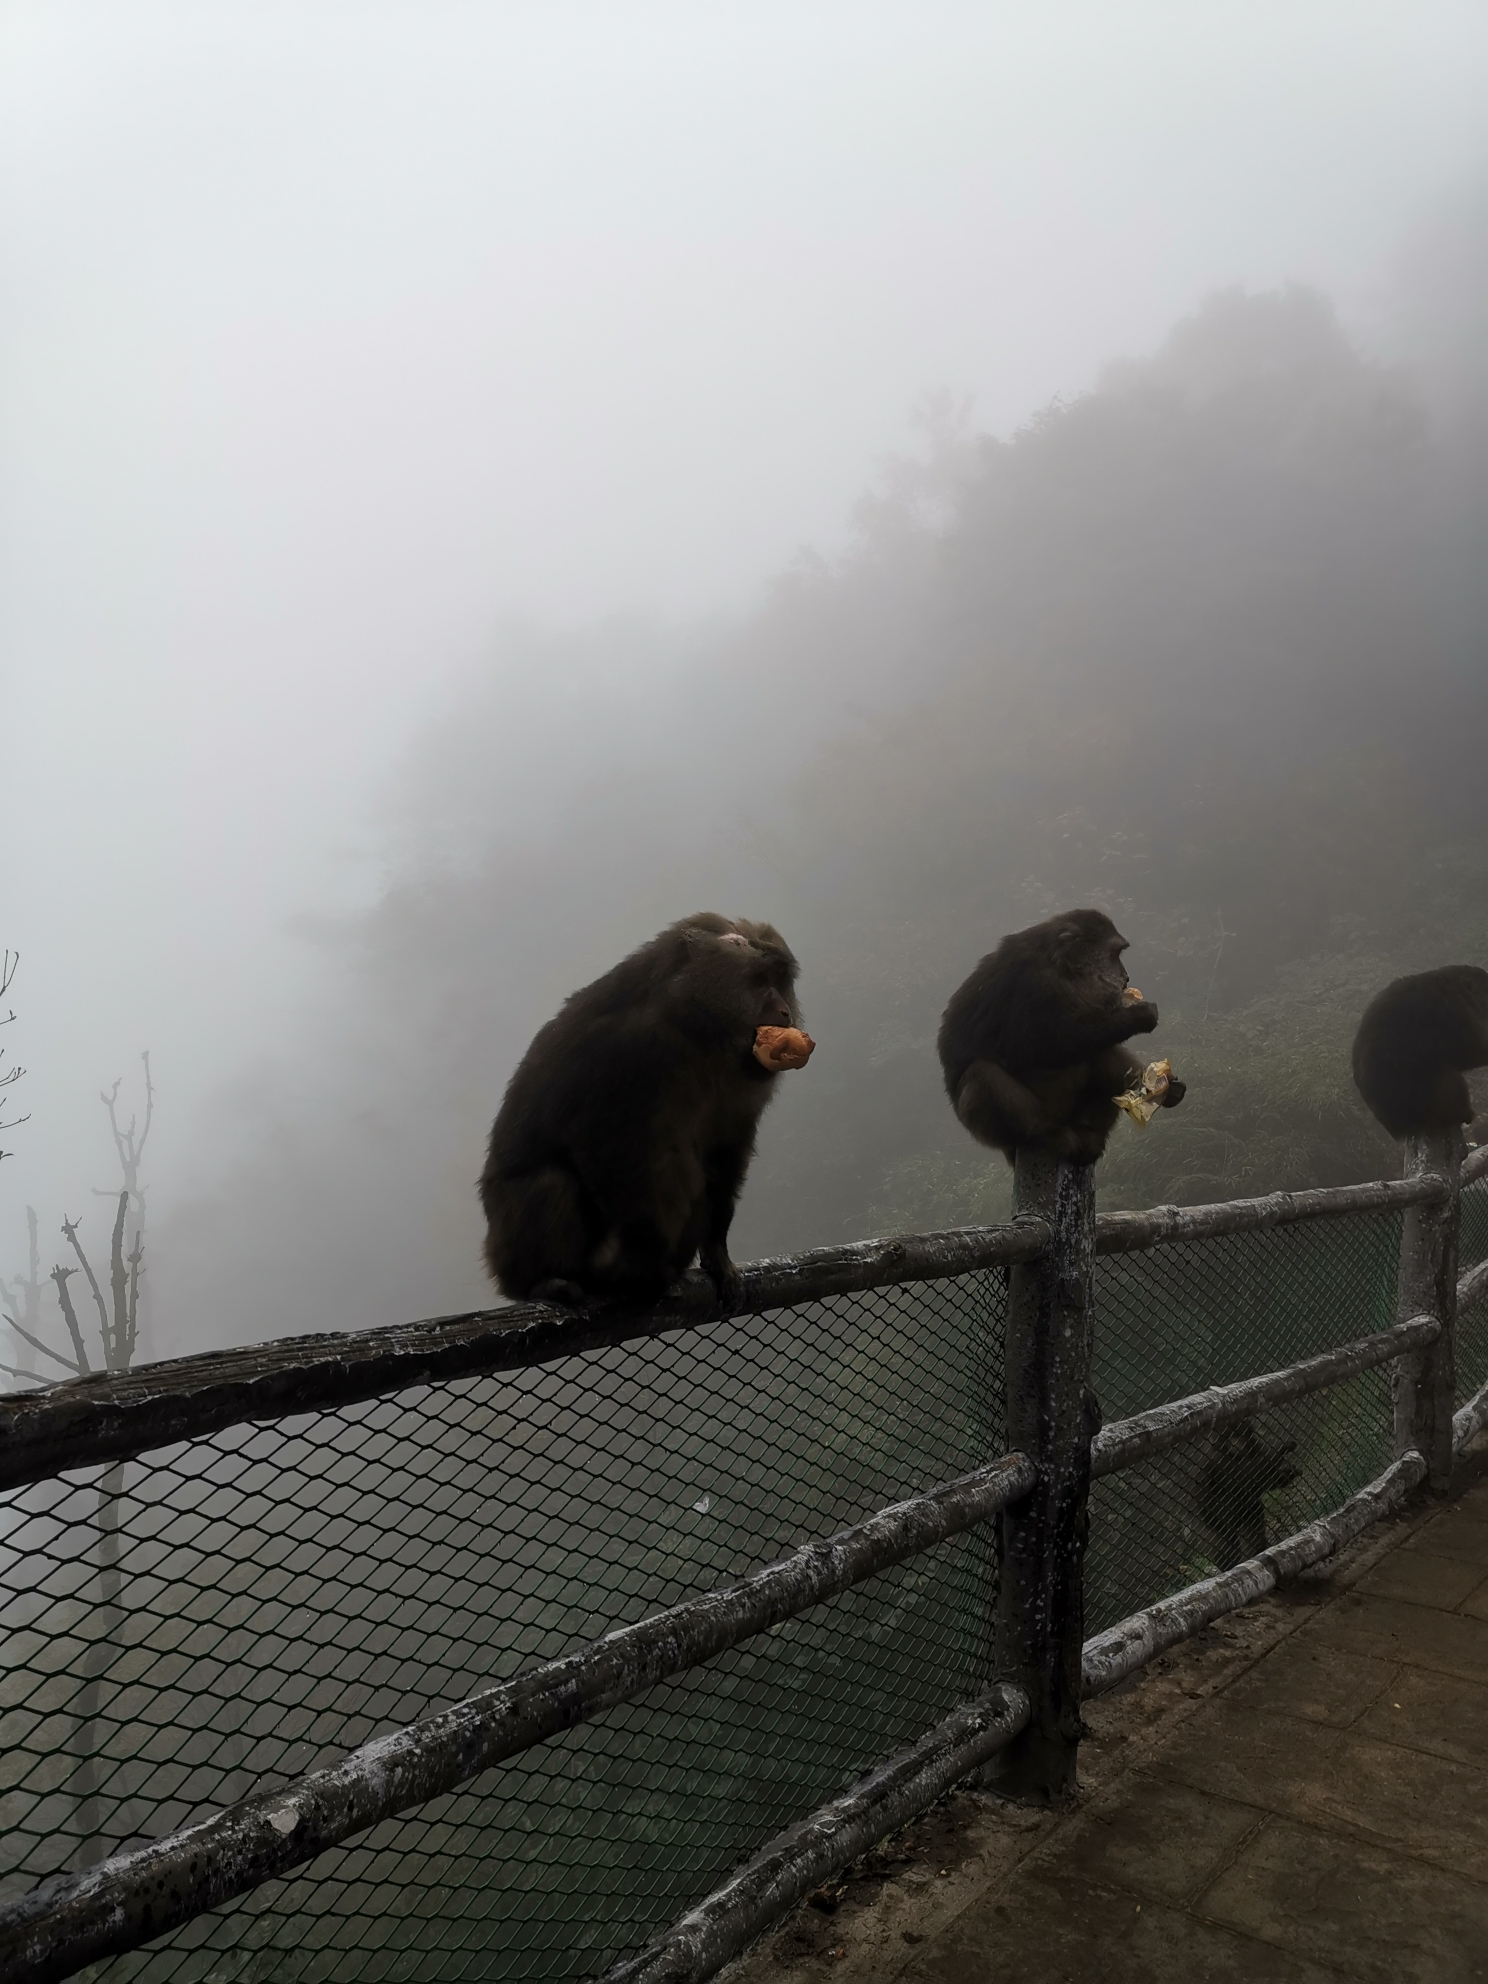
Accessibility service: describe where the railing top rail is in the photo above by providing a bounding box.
[1463,1141,1488,1187]
[1094,1173,1444,1254]
[0,1165,1453,1494]
[0,1219,1047,1493]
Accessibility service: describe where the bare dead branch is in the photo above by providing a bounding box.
[0,952,25,1158]
[0,1362,48,1386]
[0,1107,31,1155]
[125,1233,143,1364]
[2,1312,81,1376]
[49,1267,90,1374]
[137,1050,154,1167]
[60,1217,111,1364]
[101,1054,154,1200]
[107,1191,129,1371]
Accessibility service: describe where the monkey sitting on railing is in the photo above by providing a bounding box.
[479,913,812,1309]
[937,908,1185,1165]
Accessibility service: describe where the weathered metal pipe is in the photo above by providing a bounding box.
[1455,1381,1488,1455]
[1457,1253,1488,1317]
[1090,1314,1441,1478]
[598,1682,1030,1984]
[0,1450,1036,1984]
[1081,1450,1427,1697]
[0,1221,1049,1493]
[1461,1143,1488,1187]
[1094,1174,1443,1255]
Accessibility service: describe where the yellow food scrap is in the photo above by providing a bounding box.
[1113,1059,1173,1128]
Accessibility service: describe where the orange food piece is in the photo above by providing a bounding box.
[754,1025,816,1071]
[1124,986,1145,1002]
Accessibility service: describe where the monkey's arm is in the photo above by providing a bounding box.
[1075,999,1160,1052]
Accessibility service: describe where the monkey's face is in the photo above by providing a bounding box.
[756,979,796,1031]
[676,918,801,1044]
[1052,914,1131,1004]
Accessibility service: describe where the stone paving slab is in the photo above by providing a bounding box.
[1200,1817,1488,1984]
[727,1466,1488,1984]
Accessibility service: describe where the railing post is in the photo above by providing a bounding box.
[1393,1130,1460,1491]
[986,1149,1098,1801]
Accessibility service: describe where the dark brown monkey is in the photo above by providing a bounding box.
[937,908,1185,1165]
[1351,966,1488,1140]
[480,913,802,1308]
[1196,1422,1300,1564]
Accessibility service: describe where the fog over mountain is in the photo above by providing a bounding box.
[4,5,1488,1361]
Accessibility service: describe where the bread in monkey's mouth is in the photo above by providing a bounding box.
[754,1026,815,1071]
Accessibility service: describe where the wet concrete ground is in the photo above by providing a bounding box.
[730,1464,1488,1984]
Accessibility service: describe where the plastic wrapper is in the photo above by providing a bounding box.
[1113,1057,1174,1127]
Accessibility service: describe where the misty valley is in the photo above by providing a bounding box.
[8,276,1488,1982]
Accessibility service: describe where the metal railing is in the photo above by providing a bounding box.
[3,1137,1487,1984]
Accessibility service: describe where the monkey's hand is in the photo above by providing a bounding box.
[1160,1077,1186,1109]
[754,1025,815,1071]
[1113,1060,1178,1127]
[1120,997,1160,1035]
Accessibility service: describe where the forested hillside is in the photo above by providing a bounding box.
[163,285,1488,1344]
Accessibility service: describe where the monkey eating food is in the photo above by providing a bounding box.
[937,908,1185,1165]
[480,913,807,1309]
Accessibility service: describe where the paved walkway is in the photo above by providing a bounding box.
[734,1467,1488,1984]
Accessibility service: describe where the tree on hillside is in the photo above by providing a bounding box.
[158,284,1488,1342]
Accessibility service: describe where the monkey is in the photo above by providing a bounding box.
[936,908,1185,1166]
[1350,966,1488,1141]
[480,913,803,1310]
[1195,1422,1300,1564]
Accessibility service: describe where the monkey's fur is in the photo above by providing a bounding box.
[1196,1423,1300,1565]
[937,908,1185,1166]
[480,913,800,1309]
[1351,966,1488,1140]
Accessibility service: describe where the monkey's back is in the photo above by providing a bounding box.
[1351,965,1488,1138]
[937,922,1107,1093]
[482,922,782,1189]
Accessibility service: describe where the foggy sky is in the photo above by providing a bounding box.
[5,0,1488,1315]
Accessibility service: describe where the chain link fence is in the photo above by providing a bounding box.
[1088,1209,1402,1636]
[1458,1173,1488,1401]
[3,1277,1004,1983]
[0,1190,1459,1984]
